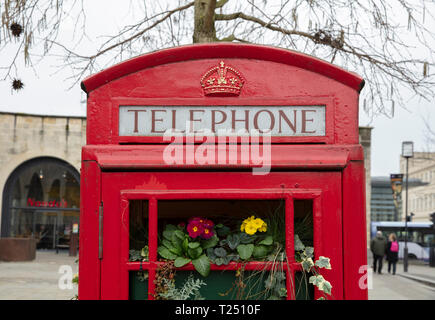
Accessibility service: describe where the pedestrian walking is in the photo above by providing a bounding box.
[370,231,387,274]
[386,233,399,275]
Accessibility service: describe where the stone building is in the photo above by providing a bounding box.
[0,111,372,248]
[359,126,373,245]
[400,152,435,222]
[0,112,85,249]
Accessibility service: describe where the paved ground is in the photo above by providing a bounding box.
[0,250,78,300]
[367,253,435,300]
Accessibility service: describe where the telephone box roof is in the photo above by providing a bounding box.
[81,43,365,94]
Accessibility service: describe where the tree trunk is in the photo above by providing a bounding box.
[193,0,216,43]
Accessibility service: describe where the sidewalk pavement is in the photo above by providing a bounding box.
[367,250,435,300]
[395,262,435,287]
[0,250,78,300]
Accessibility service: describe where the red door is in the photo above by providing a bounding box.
[100,171,343,300]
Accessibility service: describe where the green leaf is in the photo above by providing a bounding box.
[223,255,232,265]
[201,235,219,250]
[214,247,227,257]
[162,239,172,249]
[158,246,178,260]
[309,275,332,295]
[206,248,216,260]
[315,256,331,269]
[192,254,210,277]
[253,245,269,259]
[188,242,200,249]
[215,257,225,266]
[294,234,305,251]
[219,239,228,246]
[237,244,254,260]
[304,247,314,259]
[163,230,174,241]
[258,236,273,246]
[239,233,256,244]
[171,233,183,249]
[227,253,239,262]
[188,247,203,260]
[278,287,287,297]
[168,244,182,256]
[301,258,314,272]
[182,238,189,253]
[165,224,178,232]
[174,257,191,267]
[227,234,240,250]
[216,225,230,237]
[309,275,323,286]
[174,230,185,240]
[319,280,332,295]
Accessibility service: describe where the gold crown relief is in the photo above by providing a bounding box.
[200,61,245,96]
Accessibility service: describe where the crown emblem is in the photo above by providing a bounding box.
[200,61,245,96]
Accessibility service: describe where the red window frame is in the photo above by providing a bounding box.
[119,188,322,300]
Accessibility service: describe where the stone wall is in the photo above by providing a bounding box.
[359,126,373,247]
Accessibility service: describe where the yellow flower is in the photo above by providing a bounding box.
[244,222,257,235]
[241,216,254,232]
[241,216,267,235]
[252,218,265,229]
[259,221,267,232]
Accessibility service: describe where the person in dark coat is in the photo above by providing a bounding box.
[370,231,387,274]
[386,233,399,275]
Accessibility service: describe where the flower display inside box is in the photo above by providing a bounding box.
[128,199,332,300]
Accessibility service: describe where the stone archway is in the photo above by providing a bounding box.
[1,157,80,250]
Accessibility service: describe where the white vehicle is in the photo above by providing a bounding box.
[371,221,434,262]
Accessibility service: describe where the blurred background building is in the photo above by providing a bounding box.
[400,152,435,222]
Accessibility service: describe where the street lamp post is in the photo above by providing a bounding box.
[402,141,414,273]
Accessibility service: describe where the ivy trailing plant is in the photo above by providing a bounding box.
[294,234,332,299]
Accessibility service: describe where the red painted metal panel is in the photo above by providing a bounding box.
[100,172,343,300]
[342,161,368,300]
[78,161,101,300]
[82,144,363,170]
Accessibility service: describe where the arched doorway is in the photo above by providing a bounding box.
[1,157,80,251]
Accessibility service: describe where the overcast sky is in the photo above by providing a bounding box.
[1,1,434,177]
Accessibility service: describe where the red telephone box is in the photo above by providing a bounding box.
[79,43,368,300]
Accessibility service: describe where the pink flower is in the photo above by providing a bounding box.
[203,219,214,228]
[187,220,204,238]
[200,226,214,239]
